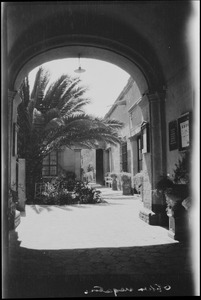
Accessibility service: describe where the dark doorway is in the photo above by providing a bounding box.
[96,149,104,185]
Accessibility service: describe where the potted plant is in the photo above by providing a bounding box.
[121,172,132,195]
[110,172,118,190]
[133,172,144,196]
[8,187,21,230]
[156,172,189,241]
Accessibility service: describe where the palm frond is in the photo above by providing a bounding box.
[60,97,91,116]
[43,108,60,124]
[42,114,123,152]
[43,75,70,109]
[31,67,50,107]
[19,76,30,108]
[32,108,45,130]
[43,117,65,132]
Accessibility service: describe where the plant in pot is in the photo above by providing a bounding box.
[155,175,188,216]
[156,160,190,241]
[8,185,22,230]
[133,172,144,195]
[110,172,118,191]
[172,151,191,212]
[121,172,132,195]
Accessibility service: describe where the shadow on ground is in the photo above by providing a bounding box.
[5,230,195,298]
[28,202,127,214]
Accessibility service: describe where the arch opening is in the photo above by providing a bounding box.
[13,44,152,95]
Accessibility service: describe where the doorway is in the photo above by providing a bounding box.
[96,149,104,185]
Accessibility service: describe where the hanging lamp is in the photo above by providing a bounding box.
[74,54,86,73]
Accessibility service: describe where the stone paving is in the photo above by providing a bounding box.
[5,186,196,297]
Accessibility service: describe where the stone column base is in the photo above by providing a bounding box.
[139,208,158,225]
[16,198,26,212]
[139,207,168,226]
[168,215,189,242]
[168,229,176,240]
[14,211,21,229]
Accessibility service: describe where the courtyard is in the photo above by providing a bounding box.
[6,187,194,297]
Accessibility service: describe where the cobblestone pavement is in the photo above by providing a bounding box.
[5,187,195,297]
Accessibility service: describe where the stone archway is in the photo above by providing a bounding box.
[5,2,175,234]
[9,42,167,226]
[3,4,197,297]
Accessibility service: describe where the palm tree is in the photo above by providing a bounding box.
[18,66,124,200]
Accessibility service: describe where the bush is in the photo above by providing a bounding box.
[121,172,132,183]
[110,172,118,179]
[133,172,143,194]
[34,179,103,205]
[62,178,76,191]
[155,175,174,193]
[173,151,190,184]
[155,175,189,217]
[74,181,102,204]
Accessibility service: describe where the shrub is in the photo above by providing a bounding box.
[74,181,102,204]
[155,175,174,193]
[173,151,190,184]
[62,178,76,191]
[33,178,103,205]
[133,172,144,194]
[110,172,118,179]
[57,189,77,205]
[155,175,189,216]
[121,172,132,183]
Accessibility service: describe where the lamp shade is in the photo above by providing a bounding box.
[74,54,86,73]
[74,66,86,73]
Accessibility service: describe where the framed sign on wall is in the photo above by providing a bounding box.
[178,112,191,151]
[169,120,178,151]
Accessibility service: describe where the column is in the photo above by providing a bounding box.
[148,92,166,188]
[10,93,22,190]
[8,90,16,187]
[146,91,167,224]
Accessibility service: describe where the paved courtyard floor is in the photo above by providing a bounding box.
[5,187,196,297]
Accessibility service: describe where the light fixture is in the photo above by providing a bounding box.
[74,54,86,73]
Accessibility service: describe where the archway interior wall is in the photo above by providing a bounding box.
[11,43,166,225]
[13,45,149,95]
[165,66,193,179]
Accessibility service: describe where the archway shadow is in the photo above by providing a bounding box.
[6,232,194,298]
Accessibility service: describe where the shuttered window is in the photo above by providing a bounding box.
[121,142,128,172]
[137,135,142,172]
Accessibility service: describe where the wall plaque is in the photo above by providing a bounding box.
[178,112,190,151]
[169,120,178,151]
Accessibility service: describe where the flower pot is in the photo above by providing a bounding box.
[121,173,132,195]
[111,178,118,190]
[122,182,131,195]
[165,185,189,241]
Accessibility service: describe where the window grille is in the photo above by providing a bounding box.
[42,151,58,176]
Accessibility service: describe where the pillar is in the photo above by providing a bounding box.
[139,91,167,225]
[10,93,22,190]
[8,92,22,231]
[8,91,16,188]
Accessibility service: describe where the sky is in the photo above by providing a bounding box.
[28,58,130,118]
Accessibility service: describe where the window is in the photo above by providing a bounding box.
[121,141,128,172]
[42,151,58,176]
[137,135,142,172]
[141,121,149,153]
